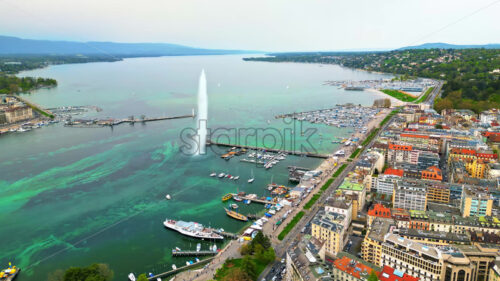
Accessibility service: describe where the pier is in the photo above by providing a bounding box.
[64,113,194,128]
[147,257,214,280]
[207,140,329,159]
[230,193,277,205]
[172,250,218,257]
[213,230,239,239]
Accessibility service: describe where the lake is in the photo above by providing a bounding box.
[0,55,390,280]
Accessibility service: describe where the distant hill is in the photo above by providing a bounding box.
[0,35,254,56]
[398,42,500,50]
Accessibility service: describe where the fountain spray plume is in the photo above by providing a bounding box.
[196,69,208,155]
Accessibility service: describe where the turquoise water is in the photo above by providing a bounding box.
[1,55,390,280]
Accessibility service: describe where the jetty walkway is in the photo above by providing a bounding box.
[207,140,329,159]
[65,114,194,128]
[172,250,218,257]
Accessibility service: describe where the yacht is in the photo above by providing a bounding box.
[163,219,224,240]
[233,176,239,180]
[218,173,225,178]
[165,194,171,200]
[128,273,136,281]
[210,172,217,177]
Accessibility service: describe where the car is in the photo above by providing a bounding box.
[281,258,285,263]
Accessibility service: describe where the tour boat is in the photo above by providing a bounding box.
[163,219,224,240]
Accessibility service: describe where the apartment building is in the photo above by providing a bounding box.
[392,180,427,211]
[311,210,346,256]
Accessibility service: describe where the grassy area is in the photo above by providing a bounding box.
[349,148,361,159]
[415,87,434,104]
[320,178,334,191]
[304,193,321,210]
[278,211,305,241]
[332,164,347,178]
[214,258,269,280]
[380,89,417,102]
[380,109,399,127]
[361,128,379,146]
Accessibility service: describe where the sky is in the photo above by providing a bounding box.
[0,0,499,52]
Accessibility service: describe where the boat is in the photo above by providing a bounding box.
[222,193,232,202]
[196,243,201,252]
[128,273,136,281]
[172,264,177,270]
[210,172,216,177]
[1,263,20,281]
[212,244,217,252]
[224,208,248,221]
[233,196,243,202]
[175,247,181,251]
[248,169,255,183]
[233,176,239,180]
[165,194,171,200]
[218,173,225,178]
[163,219,224,240]
[244,199,251,205]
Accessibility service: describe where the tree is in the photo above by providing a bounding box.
[434,98,453,114]
[240,244,252,256]
[368,270,379,281]
[137,274,149,281]
[62,263,114,281]
[221,268,252,281]
[241,255,257,280]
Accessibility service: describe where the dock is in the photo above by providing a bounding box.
[172,250,218,257]
[213,230,239,240]
[207,140,329,159]
[147,257,214,280]
[230,193,277,205]
[65,113,194,128]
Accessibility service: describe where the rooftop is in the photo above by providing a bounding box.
[332,253,379,280]
[379,265,419,281]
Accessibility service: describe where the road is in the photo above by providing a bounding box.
[424,80,444,105]
[259,107,400,280]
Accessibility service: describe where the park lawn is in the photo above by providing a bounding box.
[381,89,417,102]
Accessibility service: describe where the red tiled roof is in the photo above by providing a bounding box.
[368,203,391,218]
[333,256,378,280]
[400,133,429,139]
[379,265,419,281]
[384,168,404,177]
[388,143,412,151]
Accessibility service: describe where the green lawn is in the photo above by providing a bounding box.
[332,164,347,178]
[278,211,305,240]
[380,89,417,102]
[415,87,434,103]
[304,193,321,210]
[349,148,361,159]
[320,178,334,191]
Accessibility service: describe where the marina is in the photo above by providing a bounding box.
[324,78,437,92]
[275,104,382,130]
[207,140,330,158]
